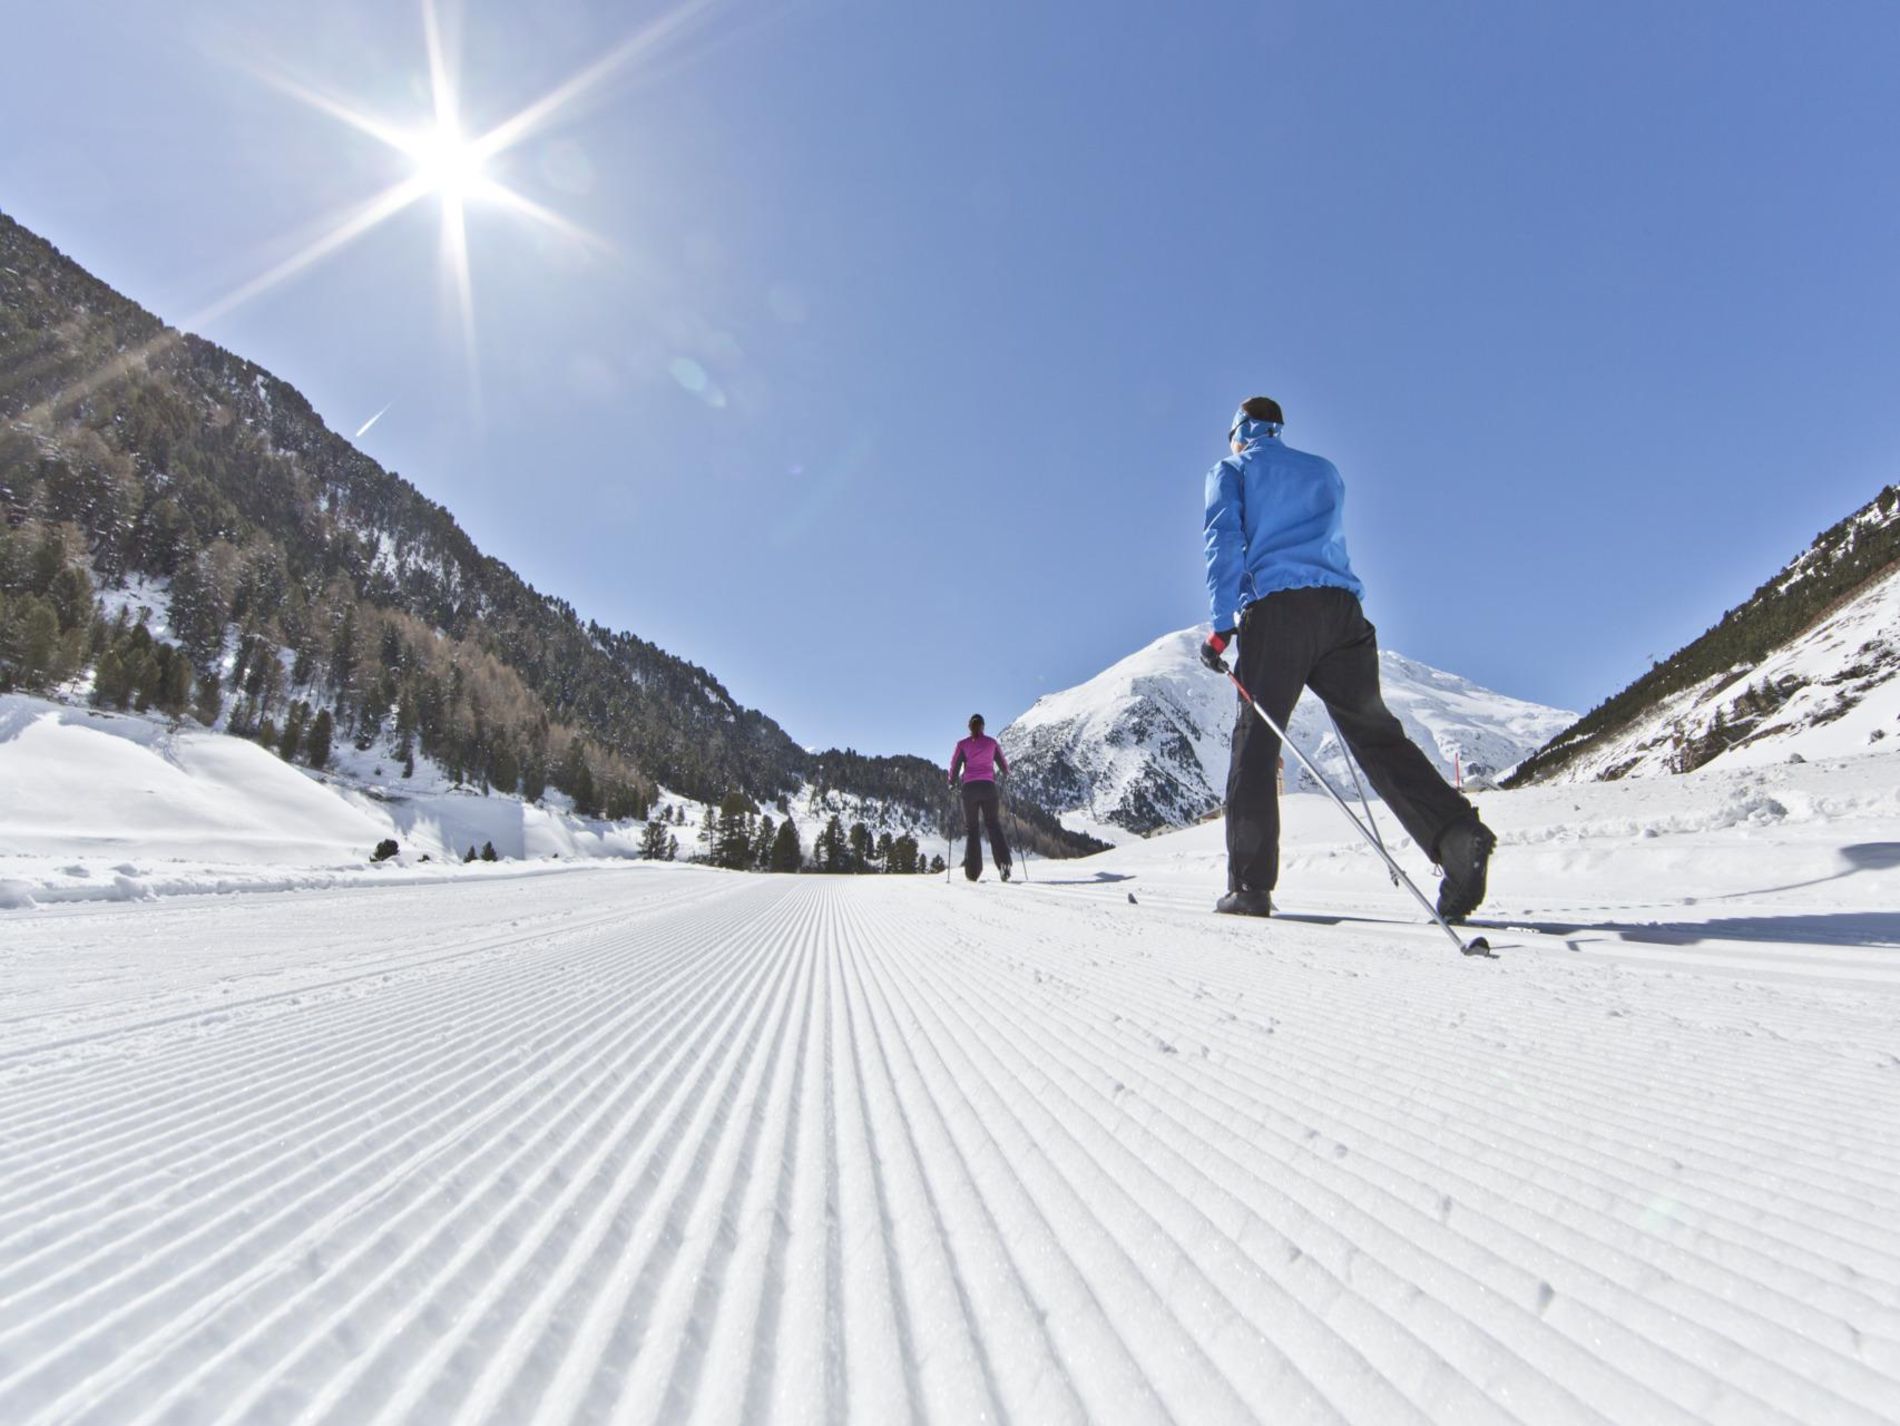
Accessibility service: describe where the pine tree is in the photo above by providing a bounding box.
[888,834,919,875]
[639,818,673,860]
[305,707,334,768]
[20,600,58,686]
[49,564,92,633]
[481,841,498,862]
[194,668,224,726]
[91,648,129,708]
[157,649,193,717]
[848,821,873,874]
[817,814,849,874]
[753,814,775,869]
[279,702,308,761]
[714,792,754,870]
[769,818,803,873]
[132,650,162,710]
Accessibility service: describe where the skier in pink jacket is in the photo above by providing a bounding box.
[949,713,1013,881]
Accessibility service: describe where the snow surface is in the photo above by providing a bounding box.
[0,696,649,905]
[0,696,946,907]
[2,748,1898,1423]
[1002,626,1573,834]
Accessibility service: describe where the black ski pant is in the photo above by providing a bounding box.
[960,781,1011,872]
[1225,586,1473,893]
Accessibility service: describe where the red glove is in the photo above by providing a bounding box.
[1200,630,1235,673]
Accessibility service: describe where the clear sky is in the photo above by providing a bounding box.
[6,1,1898,758]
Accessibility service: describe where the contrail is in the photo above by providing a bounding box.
[354,401,394,439]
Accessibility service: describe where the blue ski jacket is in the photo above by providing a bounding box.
[1203,417,1364,632]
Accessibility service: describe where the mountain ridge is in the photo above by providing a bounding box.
[1507,484,1900,784]
[0,208,1101,856]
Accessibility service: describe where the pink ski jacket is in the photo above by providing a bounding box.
[950,734,1008,786]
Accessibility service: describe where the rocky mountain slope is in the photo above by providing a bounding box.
[1508,486,1900,784]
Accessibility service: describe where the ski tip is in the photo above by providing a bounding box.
[1462,936,1494,957]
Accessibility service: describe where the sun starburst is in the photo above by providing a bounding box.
[24,0,716,430]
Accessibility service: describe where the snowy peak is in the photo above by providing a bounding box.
[1005,630,1232,836]
[1000,626,1573,836]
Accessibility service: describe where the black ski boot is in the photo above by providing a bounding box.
[964,862,981,882]
[1215,889,1273,918]
[1435,817,1497,923]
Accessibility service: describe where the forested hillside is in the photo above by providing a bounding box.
[1506,484,1900,784]
[0,210,1102,857]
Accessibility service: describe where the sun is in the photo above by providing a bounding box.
[146,0,721,381]
[407,122,491,202]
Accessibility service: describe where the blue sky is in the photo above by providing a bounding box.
[6,1,1898,758]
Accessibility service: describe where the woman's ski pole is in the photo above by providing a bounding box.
[1211,656,1490,957]
[1002,783,1030,882]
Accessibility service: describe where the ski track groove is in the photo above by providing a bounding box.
[1,871,1896,1424]
[0,884,779,1423]
[948,884,1900,1419]
[869,898,1565,1426]
[1039,887,1900,1186]
[133,881,788,1426]
[895,900,1860,1424]
[1004,910,1900,1345]
[460,888,812,1426]
[334,881,812,1426]
[0,881,728,1205]
[1023,886,1900,1242]
[0,884,744,1314]
[0,890,736,1276]
[846,909,1273,1424]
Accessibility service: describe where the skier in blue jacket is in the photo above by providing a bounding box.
[1201,396,1495,919]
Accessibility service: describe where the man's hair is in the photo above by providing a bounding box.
[1237,396,1283,426]
[969,714,984,727]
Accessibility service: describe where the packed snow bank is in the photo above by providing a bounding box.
[1052,745,1900,946]
[0,695,648,907]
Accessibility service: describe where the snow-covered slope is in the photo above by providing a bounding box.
[0,695,650,904]
[1534,563,1900,782]
[3,751,1897,1424]
[1001,627,1573,835]
[1514,485,1900,785]
[0,695,961,907]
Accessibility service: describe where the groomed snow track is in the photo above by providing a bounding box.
[2,868,1897,1424]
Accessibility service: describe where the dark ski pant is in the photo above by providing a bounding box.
[960,781,1011,873]
[1226,586,1473,893]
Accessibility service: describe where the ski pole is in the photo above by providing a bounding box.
[1329,709,1400,888]
[1002,782,1030,882]
[1213,657,1490,957]
[944,787,954,883]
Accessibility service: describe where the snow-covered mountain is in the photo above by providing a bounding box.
[1528,563,1900,782]
[1511,485,1900,784]
[999,627,1574,836]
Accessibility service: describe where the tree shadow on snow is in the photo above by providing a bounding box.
[1034,871,1136,886]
